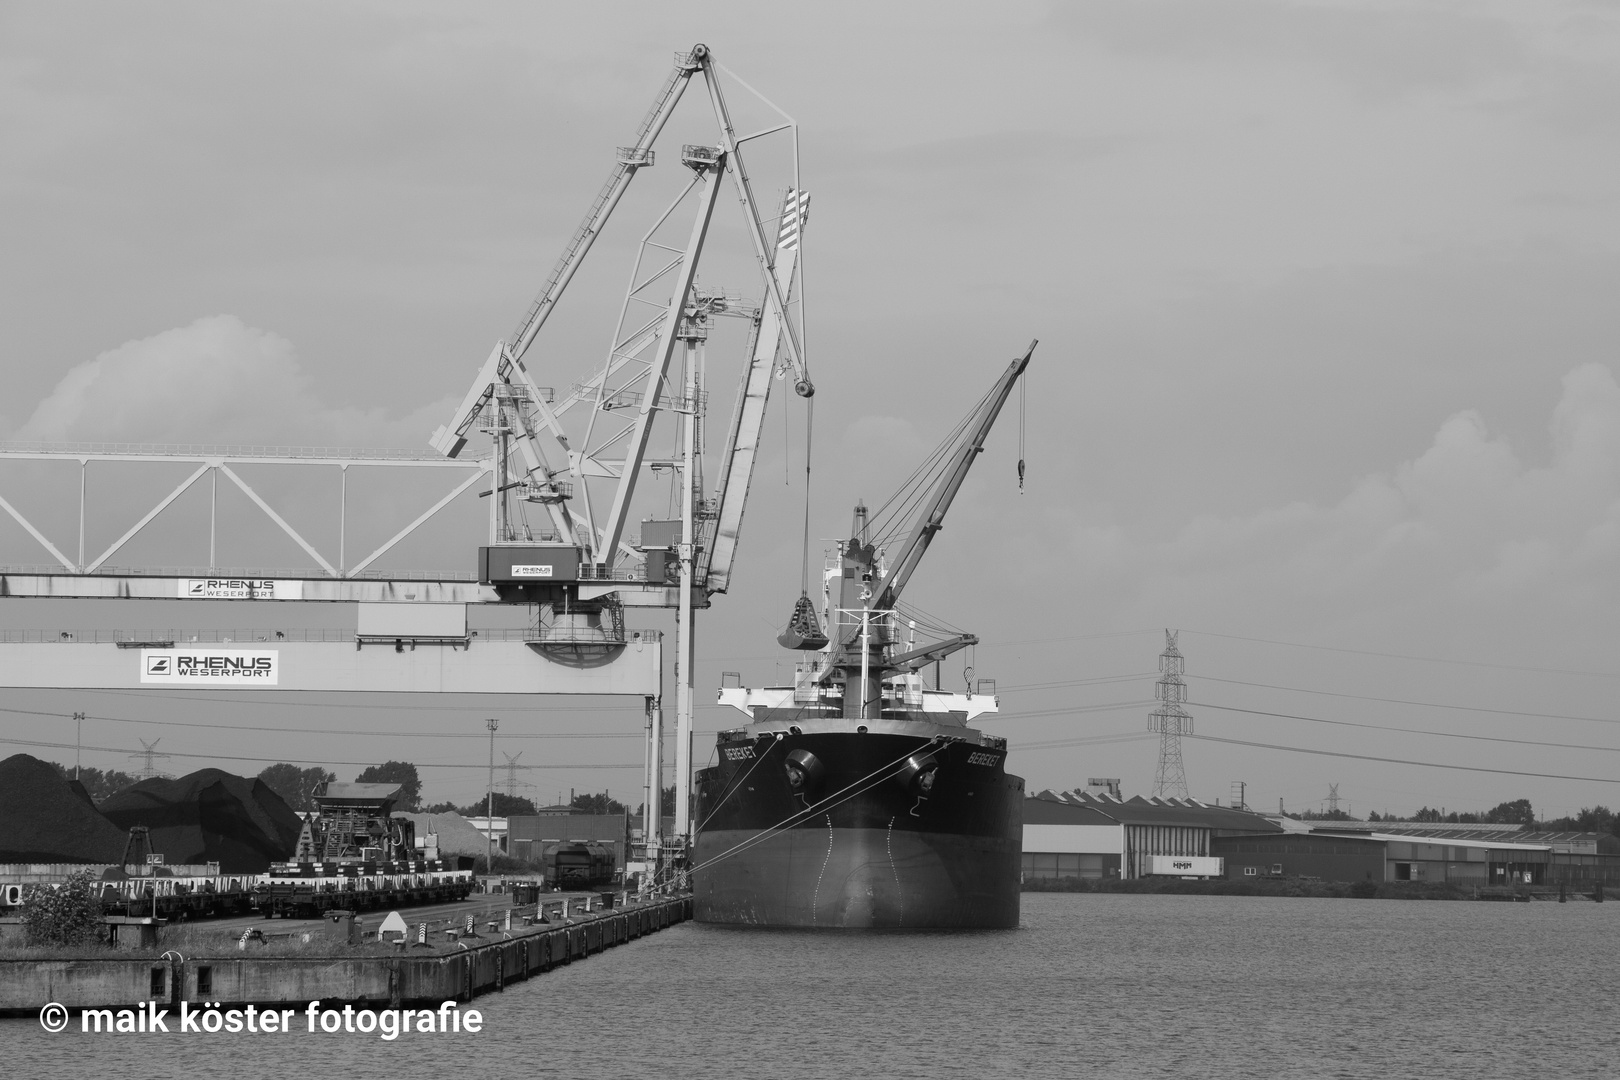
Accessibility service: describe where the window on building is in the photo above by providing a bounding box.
[1243,866,1257,877]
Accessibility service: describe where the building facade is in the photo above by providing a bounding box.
[1022,790,1281,881]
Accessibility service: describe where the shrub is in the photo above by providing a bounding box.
[1349,880,1379,898]
[21,870,105,948]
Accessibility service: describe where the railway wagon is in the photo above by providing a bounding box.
[256,861,475,918]
[540,842,617,889]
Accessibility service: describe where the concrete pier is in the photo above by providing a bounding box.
[0,894,690,1014]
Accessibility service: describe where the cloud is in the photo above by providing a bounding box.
[13,315,452,448]
[1055,364,1620,638]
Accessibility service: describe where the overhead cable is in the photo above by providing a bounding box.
[1184,732,1620,785]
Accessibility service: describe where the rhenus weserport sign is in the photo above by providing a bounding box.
[178,579,304,600]
[141,650,279,685]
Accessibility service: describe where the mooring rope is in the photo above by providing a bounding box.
[686,735,947,879]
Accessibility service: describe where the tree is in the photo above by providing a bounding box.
[1576,806,1616,836]
[637,785,677,818]
[571,791,627,815]
[21,870,104,948]
[1485,799,1535,827]
[257,763,336,813]
[420,801,458,814]
[1540,806,1617,837]
[458,793,537,817]
[48,762,139,804]
[354,761,422,810]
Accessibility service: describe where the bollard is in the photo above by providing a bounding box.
[585,894,593,913]
[504,907,512,932]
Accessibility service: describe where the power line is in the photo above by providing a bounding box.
[73,688,642,712]
[0,703,646,738]
[0,734,640,771]
[1010,732,1156,753]
[996,672,1156,693]
[1184,732,1620,785]
[1197,674,1620,728]
[1191,701,1620,754]
[979,700,1155,720]
[1182,629,1620,681]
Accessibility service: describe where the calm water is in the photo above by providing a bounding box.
[8,893,1617,1078]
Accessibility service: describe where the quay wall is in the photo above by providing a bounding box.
[0,894,690,1014]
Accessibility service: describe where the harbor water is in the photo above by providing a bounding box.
[7,891,1617,1078]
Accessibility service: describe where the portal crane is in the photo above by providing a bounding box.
[427,45,815,864]
[430,45,811,587]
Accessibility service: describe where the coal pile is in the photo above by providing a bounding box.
[400,811,492,857]
[100,769,303,873]
[0,754,127,863]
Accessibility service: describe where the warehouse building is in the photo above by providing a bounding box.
[1023,789,1282,881]
[1213,831,1386,882]
[507,812,633,869]
[1212,821,1620,885]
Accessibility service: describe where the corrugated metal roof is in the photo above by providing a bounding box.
[1348,832,1554,852]
[1029,790,1282,832]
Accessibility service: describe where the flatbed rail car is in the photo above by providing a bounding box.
[77,862,474,921]
[95,874,261,920]
[256,860,475,919]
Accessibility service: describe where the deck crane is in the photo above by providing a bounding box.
[799,341,1038,718]
[428,45,814,865]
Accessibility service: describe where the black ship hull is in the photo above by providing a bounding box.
[693,730,1022,928]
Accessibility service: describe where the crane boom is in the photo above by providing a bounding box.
[430,47,705,461]
[870,340,1036,610]
[704,189,809,594]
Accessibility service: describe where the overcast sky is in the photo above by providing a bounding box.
[2,1,1619,818]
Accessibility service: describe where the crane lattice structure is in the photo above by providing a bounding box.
[1148,630,1192,800]
[129,738,171,781]
[0,45,810,877]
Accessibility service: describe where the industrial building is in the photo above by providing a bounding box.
[1215,821,1620,886]
[507,812,634,869]
[1022,790,1281,880]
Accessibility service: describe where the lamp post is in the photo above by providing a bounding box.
[486,718,499,879]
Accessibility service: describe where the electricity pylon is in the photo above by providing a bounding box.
[1148,630,1192,800]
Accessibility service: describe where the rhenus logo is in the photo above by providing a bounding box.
[178,579,303,600]
[141,650,279,686]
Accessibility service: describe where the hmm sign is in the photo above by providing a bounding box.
[1148,855,1224,878]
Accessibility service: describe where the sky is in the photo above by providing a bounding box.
[2,0,1619,818]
